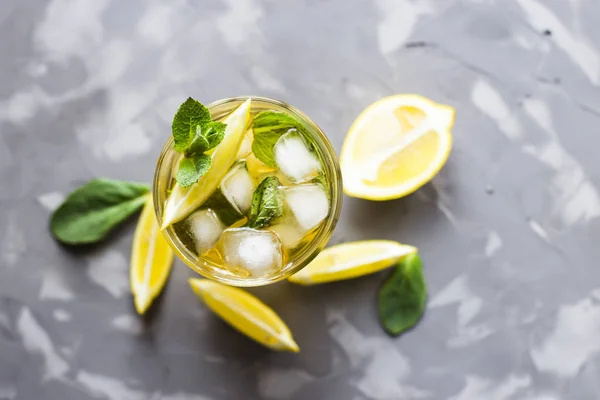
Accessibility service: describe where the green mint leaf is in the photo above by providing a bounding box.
[50,179,149,245]
[187,121,227,156]
[252,111,307,167]
[176,154,212,187]
[247,176,283,229]
[187,126,210,155]
[172,97,211,153]
[204,121,226,149]
[378,254,427,336]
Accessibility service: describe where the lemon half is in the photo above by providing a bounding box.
[341,94,455,200]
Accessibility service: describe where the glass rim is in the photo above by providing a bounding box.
[152,96,343,287]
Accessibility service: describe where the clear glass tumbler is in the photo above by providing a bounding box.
[153,96,343,287]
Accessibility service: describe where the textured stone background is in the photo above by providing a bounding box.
[2,0,600,399]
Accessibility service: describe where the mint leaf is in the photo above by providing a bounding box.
[252,111,308,167]
[176,154,212,187]
[203,121,226,150]
[187,121,227,155]
[378,254,427,336]
[247,176,283,229]
[252,130,284,167]
[172,97,211,153]
[50,179,149,245]
[187,127,210,155]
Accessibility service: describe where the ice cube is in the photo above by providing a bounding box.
[220,162,254,214]
[221,228,283,277]
[285,184,329,232]
[274,130,321,183]
[187,209,225,255]
[268,221,305,249]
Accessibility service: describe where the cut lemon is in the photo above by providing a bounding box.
[341,94,455,200]
[130,196,175,314]
[288,240,417,285]
[189,279,299,352]
[161,98,252,228]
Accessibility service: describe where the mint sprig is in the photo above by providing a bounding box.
[171,98,227,187]
[246,176,283,229]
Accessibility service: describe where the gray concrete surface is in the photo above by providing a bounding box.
[1,0,600,398]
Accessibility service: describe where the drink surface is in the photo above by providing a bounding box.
[163,100,332,280]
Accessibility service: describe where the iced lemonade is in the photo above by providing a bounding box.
[154,97,341,285]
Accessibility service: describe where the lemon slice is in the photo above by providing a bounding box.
[288,240,416,285]
[189,278,299,352]
[161,98,252,228]
[130,196,175,314]
[341,94,455,200]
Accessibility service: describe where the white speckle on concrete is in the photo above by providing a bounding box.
[37,192,65,212]
[449,375,531,400]
[26,62,48,78]
[0,88,45,124]
[111,314,143,335]
[517,0,600,85]
[137,3,175,46]
[250,66,286,94]
[17,308,69,381]
[471,79,522,140]
[376,0,432,55]
[531,296,600,377]
[0,387,16,400]
[76,370,146,400]
[35,0,110,60]
[521,97,600,227]
[257,367,313,400]
[217,0,263,50]
[1,217,26,268]
[40,269,75,301]
[102,123,152,162]
[430,276,494,347]
[87,250,129,298]
[528,219,549,242]
[484,231,503,257]
[52,309,72,322]
[328,310,430,399]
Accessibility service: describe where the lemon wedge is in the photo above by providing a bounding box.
[189,279,299,352]
[130,196,175,314]
[161,98,252,228]
[288,240,417,285]
[341,94,455,200]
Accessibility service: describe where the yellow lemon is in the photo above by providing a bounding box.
[130,196,175,314]
[288,240,417,285]
[341,94,455,200]
[189,279,299,352]
[161,98,252,228]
